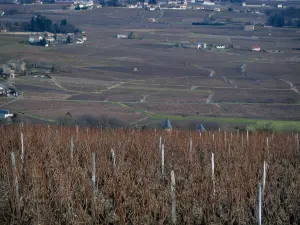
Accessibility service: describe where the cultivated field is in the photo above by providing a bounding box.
[0,125,299,224]
[0,6,300,130]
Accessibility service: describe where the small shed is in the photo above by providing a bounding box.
[197,124,206,132]
[163,119,172,131]
[0,109,13,119]
[197,42,207,49]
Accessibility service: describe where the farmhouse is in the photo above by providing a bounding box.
[29,35,43,44]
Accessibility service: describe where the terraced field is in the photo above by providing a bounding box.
[0,6,300,130]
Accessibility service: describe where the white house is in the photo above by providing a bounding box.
[29,35,43,44]
[203,1,215,5]
[216,45,226,49]
[117,34,128,39]
[197,42,207,49]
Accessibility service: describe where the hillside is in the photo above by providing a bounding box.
[0,124,299,224]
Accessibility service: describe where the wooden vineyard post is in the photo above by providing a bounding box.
[20,132,24,174]
[241,134,244,150]
[189,137,193,163]
[91,152,96,222]
[258,182,262,225]
[224,131,227,151]
[228,143,231,163]
[56,129,59,145]
[161,143,165,180]
[159,136,162,152]
[70,137,74,163]
[11,152,21,222]
[171,170,176,224]
[296,134,299,154]
[211,152,215,197]
[262,161,267,195]
[212,134,215,152]
[76,125,79,141]
[110,149,116,168]
[266,137,269,156]
[47,125,51,145]
[92,152,96,195]
[246,130,249,146]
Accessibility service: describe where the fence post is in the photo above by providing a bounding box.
[11,152,21,222]
[171,170,176,224]
[258,182,262,225]
[262,161,267,195]
[70,137,74,162]
[224,131,227,150]
[161,143,165,180]
[91,152,96,222]
[246,130,249,146]
[92,152,96,195]
[241,134,244,149]
[76,125,79,141]
[212,134,215,151]
[266,137,269,155]
[189,137,193,163]
[20,132,24,173]
[47,125,51,144]
[110,149,116,168]
[56,129,59,145]
[159,136,162,152]
[211,152,215,197]
[296,134,299,154]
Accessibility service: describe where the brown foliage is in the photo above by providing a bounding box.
[0,125,299,224]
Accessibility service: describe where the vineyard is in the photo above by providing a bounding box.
[0,125,299,224]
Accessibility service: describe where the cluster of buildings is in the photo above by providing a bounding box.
[178,40,230,50]
[242,2,286,9]
[0,59,26,79]
[29,31,87,46]
[177,40,263,52]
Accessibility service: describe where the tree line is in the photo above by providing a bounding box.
[25,15,80,33]
[266,7,300,28]
[0,14,80,33]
